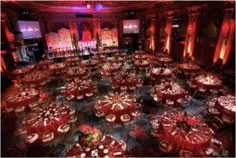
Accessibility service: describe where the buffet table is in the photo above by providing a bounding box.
[150,111,214,156]
[95,93,141,124]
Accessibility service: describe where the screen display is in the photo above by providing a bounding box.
[123,20,139,34]
[18,21,42,39]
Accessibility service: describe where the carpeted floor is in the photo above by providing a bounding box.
[1,64,235,157]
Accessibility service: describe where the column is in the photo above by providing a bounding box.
[183,13,199,57]
[164,17,172,54]
[213,8,235,65]
[68,18,79,49]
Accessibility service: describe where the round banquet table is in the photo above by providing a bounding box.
[133,54,148,60]
[91,55,107,62]
[134,50,145,55]
[210,95,236,123]
[82,59,100,68]
[67,133,126,158]
[178,63,200,73]
[157,57,173,64]
[133,60,150,70]
[151,81,191,106]
[66,66,88,78]
[37,60,53,70]
[65,57,81,66]
[63,79,96,100]
[189,74,223,92]
[110,56,124,62]
[98,54,107,62]
[49,63,66,75]
[111,72,142,91]
[16,101,77,143]
[156,53,168,57]
[149,67,173,80]
[114,52,127,58]
[150,111,214,156]
[100,62,122,77]
[11,65,36,78]
[95,93,141,124]
[21,70,51,85]
[5,88,39,112]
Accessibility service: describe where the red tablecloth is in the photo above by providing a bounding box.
[64,79,96,99]
[67,134,126,157]
[215,95,236,121]
[133,54,148,60]
[21,70,51,84]
[100,62,122,76]
[66,66,87,78]
[65,57,81,66]
[19,101,76,142]
[6,88,39,109]
[151,81,188,103]
[157,57,173,64]
[151,111,214,155]
[179,63,200,72]
[49,63,67,75]
[95,93,140,124]
[192,75,222,90]
[110,56,124,62]
[150,67,173,79]
[82,59,99,68]
[12,65,36,77]
[133,60,150,69]
[111,72,142,91]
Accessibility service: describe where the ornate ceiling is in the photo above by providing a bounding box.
[1,1,234,17]
[1,1,168,13]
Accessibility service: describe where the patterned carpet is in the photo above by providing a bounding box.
[1,63,235,157]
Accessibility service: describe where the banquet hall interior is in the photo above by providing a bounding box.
[1,1,235,157]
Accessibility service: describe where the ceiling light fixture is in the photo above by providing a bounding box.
[86,3,91,9]
[95,3,103,11]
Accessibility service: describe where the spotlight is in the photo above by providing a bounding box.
[95,3,103,11]
[87,3,91,9]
